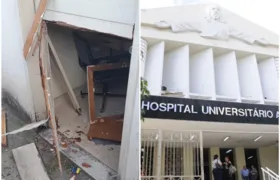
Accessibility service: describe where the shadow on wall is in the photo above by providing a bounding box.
[2,89,32,123]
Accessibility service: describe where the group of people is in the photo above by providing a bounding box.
[240,165,258,180]
[212,154,258,180]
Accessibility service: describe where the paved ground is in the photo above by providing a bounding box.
[1,103,94,180]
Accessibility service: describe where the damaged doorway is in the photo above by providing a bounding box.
[46,23,132,171]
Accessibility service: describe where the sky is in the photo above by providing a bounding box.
[141,0,280,34]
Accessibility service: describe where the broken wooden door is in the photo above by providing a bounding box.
[86,63,129,142]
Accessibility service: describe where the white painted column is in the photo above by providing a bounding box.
[189,48,216,99]
[214,51,241,101]
[199,131,204,180]
[144,41,165,95]
[184,145,194,176]
[236,54,264,103]
[156,130,162,179]
[162,45,189,97]
[274,58,279,77]
[141,38,148,77]
[234,147,246,180]
[160,147,165,176]
[258,57,278,103]
[118,8,139,179]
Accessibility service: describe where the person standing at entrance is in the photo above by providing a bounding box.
[241,165,249,180]
[223,156,234,180]
[250,165,258,180]
[212,154,223,180]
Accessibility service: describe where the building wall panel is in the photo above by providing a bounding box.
[2,0,35,119]
[214,51,240,100]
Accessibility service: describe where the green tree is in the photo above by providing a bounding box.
[141,78,150,121]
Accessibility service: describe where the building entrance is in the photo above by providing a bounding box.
[202,148,237,180]
[220,148,236,180]
[203,148,210,180]
[244,148,260,180]
[141,129,204,180]
[141,129,278,180]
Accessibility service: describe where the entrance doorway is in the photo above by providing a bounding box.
[203,148,210,180]
[220,148,236,180]
[194,148,210,180]
[245,148,260,180]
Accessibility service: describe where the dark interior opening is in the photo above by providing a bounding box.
[220,148,236,180]
[244,148,260,180]
[194,148,210,180]
[141,146,155,176]
[73,30,132,110]
[203,148,210,180]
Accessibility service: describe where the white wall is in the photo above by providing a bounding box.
[162,45,189,96]
[141,4,278,57]
[47,25,86,98]
[17,0,35,42]
[189,48,215,98]
[275,58,279,77]
[257,58,278,101]
[26,24,87,119]
[144,42,165,95]
[258,146,279,174]
[2,0,35,119]
[143,42,278,104]
[236,54,263,102]
[214,51,240,100]
[141,38,148,77]
[35,0,136,39]
[45,0,136,25]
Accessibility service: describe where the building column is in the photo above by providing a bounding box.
[153,145,158,176]
[184,145,194,176]
[209,147,220,180]
[118,9,140,179]
[162,45,190,97]
[234,147,246,180]
[144,41,165,95]
[141,38,148,77]
[154,130,162,179]
[161,146,165,176]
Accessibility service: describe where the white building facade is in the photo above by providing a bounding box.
[141,4,279,180]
